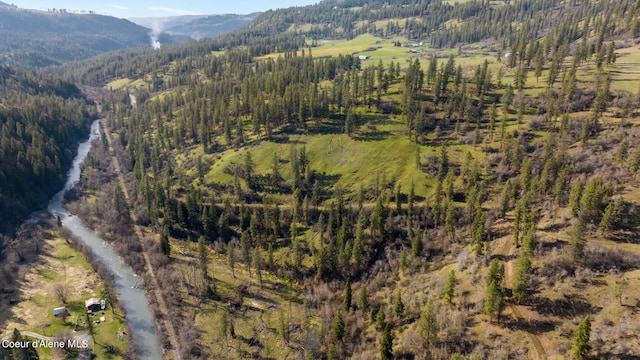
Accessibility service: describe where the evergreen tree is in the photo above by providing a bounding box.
[569,179,584,218]
[418,299,437,346]
[411,233,422,258]
[499,180,512,218]
[472,208,487,256]
[380,324,393,360]
[581,177,612,222]
[569,217,587,262]
[358,286,368,310]
[160,225,171,256]
[345,109,354,135]
[571,317,591,360]
[376,306,386,330]
[485,278,504,322]
[599,197,625,232]
[512,249,532,304]
[393,291,404,319]
[485,259,505,321]
[400,248,408,270]
[112,182,129,219]
[332,312,345,342]
[11,328,39,360]
[445,200,456,241]
[344,279,352,311]
[244,151,254,183]
[444,269,456,306]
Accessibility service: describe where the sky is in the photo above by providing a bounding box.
[5,1,319,18]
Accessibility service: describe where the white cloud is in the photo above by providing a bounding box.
[109,4,128,10]
[148,6,200,15]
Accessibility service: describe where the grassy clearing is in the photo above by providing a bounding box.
[203,114,435,202]
[609,46,640,92]
[105,78,131,90]
[0,231,128,359]
[258,34,416,64]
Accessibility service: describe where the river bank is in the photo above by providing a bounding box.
[48,119,162,359]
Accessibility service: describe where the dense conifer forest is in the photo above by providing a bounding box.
[0,64,95,233]
[3,0,640,359]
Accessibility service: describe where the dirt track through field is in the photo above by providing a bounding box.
[494,233,548,360]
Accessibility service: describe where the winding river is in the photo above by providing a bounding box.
[48,120,162,359]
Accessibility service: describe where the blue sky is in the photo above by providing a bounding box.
[6,1,319,17]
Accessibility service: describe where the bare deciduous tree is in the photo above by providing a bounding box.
[54,283,69,304]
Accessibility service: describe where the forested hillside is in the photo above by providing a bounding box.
[0,64,95,233]
[0,3,178,68]
[49,0,640,358]
[131,13,262,41]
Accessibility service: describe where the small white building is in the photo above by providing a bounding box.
[53,306,68,317]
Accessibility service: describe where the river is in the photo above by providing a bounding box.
[48,119,162,359]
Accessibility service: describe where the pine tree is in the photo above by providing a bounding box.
[571,317,591,360]
[499,180,512,218]
[203,205,218,240]
[345,109,354,135]
[485,259,505,321]
[512,249,532,304]
[11,328,39,360]
[332,312,345,342]
[344,279,352,311]
[393,291,405,319]
[399,248,408,269]
[358,286,368,310]
[569,179,584,218]
[418,299,438,346]
[160,225,171,256]
[411,233,422,258]
[380,324,393,360]
[569,217,587,262]
[472,208,487,256]
[444,269,456,306]
[484,279,504,322]
[376,306,386,330]
[244,151,254,184]
[599,197,625,232]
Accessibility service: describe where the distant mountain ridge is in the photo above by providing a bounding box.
[0,5,179,68]
[130,13,261,40]
[129,15,209,32]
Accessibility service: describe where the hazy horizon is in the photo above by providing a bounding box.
[4,0,318,18]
